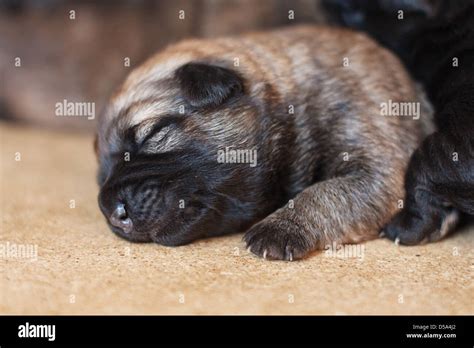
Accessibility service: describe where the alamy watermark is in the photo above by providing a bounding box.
[18,322,55,341]
[324,242,365,261]
[380,100,420,120]
[55,99,95,120]
[217,147,257,167]
[0,241,38,261]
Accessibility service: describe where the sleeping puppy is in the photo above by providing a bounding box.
[96,25,438,260]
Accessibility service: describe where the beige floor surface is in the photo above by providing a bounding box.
[1,123,473,314]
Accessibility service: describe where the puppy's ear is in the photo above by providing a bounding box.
[175,63,243,108]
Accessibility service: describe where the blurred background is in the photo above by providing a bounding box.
[0,0,328,131]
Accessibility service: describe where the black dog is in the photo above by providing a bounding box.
[324,0,474,244]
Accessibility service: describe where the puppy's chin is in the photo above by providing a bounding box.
[149,229,204,247]
[107,215,203,246]
[109,225,153,243]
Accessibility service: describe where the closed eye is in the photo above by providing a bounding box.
[119,115,184,156]
[138,115,183,148]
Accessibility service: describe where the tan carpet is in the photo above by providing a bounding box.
[1,123,472,314]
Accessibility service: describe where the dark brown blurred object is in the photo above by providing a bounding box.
[0,0,326,131]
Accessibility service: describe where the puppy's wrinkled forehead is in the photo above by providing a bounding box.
[97,44,251,159]
[99,56,193,154]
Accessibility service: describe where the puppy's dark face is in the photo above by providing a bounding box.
[97,62,283,246]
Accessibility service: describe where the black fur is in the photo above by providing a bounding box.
[324,0,474,244]
[175,63,244,109]
[98,143,276,246]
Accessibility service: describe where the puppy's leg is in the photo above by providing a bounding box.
[244,160,402,260]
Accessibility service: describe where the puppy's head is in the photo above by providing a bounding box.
[96,55,285,246]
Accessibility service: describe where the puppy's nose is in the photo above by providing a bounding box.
[109,203,133,234]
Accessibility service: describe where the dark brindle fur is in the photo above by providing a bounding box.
[96,25,440,260]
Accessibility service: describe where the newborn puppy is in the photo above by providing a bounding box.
[96,25,434,260]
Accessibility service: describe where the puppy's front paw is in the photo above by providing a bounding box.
[243,219,313,261]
